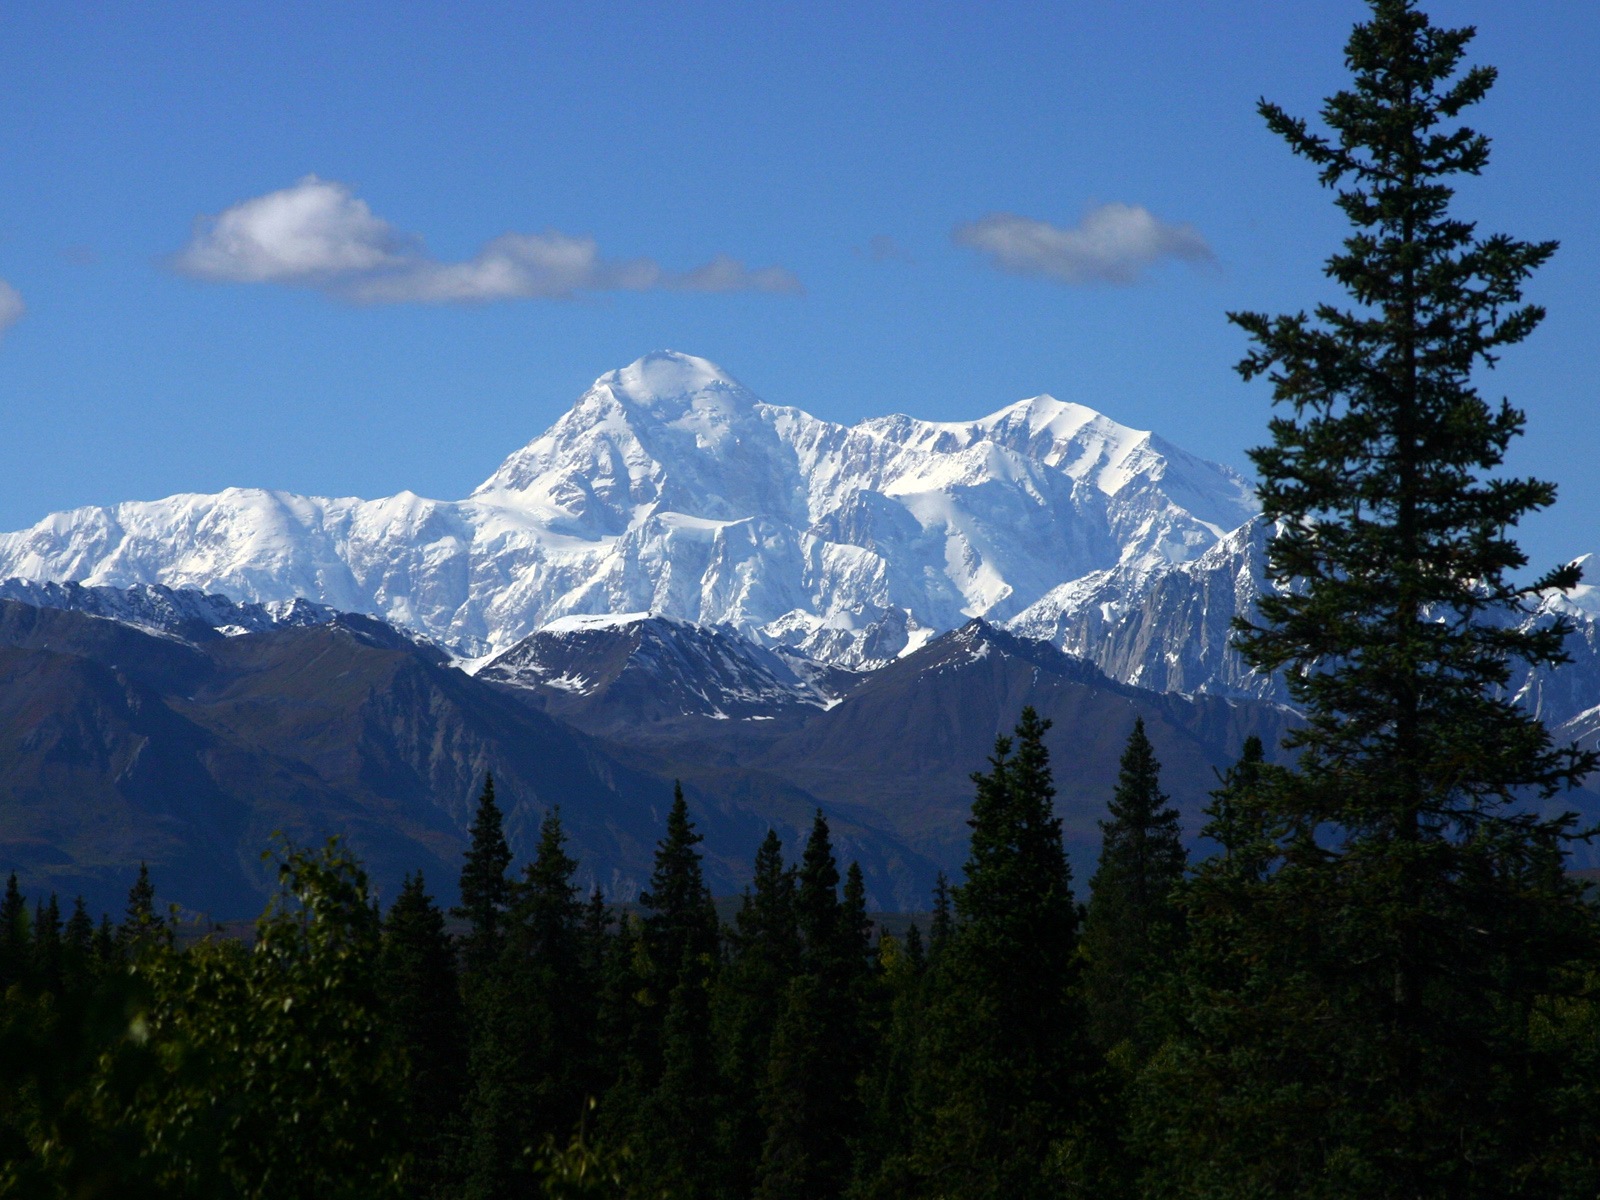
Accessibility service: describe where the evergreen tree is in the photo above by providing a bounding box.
[904,708,1088,1199]
[454,774,517,1200]
[578,887,616,1105]
[119,862,167,951]
[1081,718,1187,1055]
[638,784,719,1002]
[123,862,154,925]
[592,909,642,1111]
[454,774,514,978]
[381,872,466,1199]
[754,817,868,1200]
[1142,5,1600,1194]
[926,872,953,963]
[639,947,721,1199]
[92,913,121,973]
[0,871,27,991]
[853,924,927,1199]
[32,896,63,996]
[607,785,721,1199]
[714,830,801,1198]
[513,806,591,1133]
[841,863,872,973]
[62,895,96,994]
[477,807,594,1188]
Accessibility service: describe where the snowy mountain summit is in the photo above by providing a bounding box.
[0,351,1257,663]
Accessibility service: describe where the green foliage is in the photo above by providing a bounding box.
[603,784,722,1200]
[382,871,466,1199]
[713,829,801,1198]
[1081,718,1187,1057]
[1139,3,1600,1195]
[465,808,600,1200]
[0,872,28,993]
[900,707,1092,1200]
[455,774,514,976]
[754,815,870,1200]
[119,840,408,1199]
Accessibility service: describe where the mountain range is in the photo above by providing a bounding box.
[3,351,1598,915]
[0,350,1256,665]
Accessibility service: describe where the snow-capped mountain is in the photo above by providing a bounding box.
[0,578,342,641]
[0,351,1256,664]
[1009,518,1600,731]
[478,611,858,730]
[1009,518,1276,701]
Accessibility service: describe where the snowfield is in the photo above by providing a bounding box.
[0,351,1256,665]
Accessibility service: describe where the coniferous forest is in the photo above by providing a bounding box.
[7,2,1600,1196]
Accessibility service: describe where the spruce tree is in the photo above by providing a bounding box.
[714,830,801,1197]
[32,896,62,996]
[926,872,952,963]
[119,862,167,952]
[1081,718,1187,1056]
[754,817,868,1200]
[62,895,96,994]
[904,707,1088,1199]
[381,872,466,1199]
[495,809,593,1168]
[638,783,719,1001]
[1143,4,1600,1194]
[454,774,514,978]
[455,774,516,1200]
[0,872,29,991]
[608,784,721,1199]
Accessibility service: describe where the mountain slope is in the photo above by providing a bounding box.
[477,611,857,736]
[0,351,1256,664]
[0,599,934,917]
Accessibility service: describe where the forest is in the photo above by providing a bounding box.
[6,2,1600,1196]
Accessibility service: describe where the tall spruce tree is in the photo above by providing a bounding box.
[454,774,514,977]
[638,784,719,1000]
[0,871,27,991]
[32,896,62,997]
[119,862,165,950]
[1141,4,1600,1195]
[754,815,868,1200]
[609,784,722,1199]
[1081,718,1187,1056]
[714,830,801,1198]
[455,774,517,1200]
[381,872,466,1200]
[468,808,598,1200]
[62,895,97,994]
[498,810,593,1162]
[903,708,1089,1199]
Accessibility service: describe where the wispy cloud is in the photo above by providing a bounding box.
[0,278,23,338]
[172,176,802,303]
[954,204,1213,286]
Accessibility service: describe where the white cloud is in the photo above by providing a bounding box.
[0,278,23,337]
[953,203,1214,286]
[173,176,410,283]
[173,176,800,303]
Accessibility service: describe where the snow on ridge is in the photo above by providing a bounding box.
[0,350,1262,666]
[539,611,658,634]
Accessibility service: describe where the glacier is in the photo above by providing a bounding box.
[0,351,1257,664]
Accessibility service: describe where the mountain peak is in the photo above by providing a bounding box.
[594,350,754,420]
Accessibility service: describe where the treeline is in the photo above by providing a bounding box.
[6,709,1599,1198]
[0,710,1147,1198]
[10,3,1600,1196]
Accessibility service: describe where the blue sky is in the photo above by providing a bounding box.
[1,1,1596,566]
